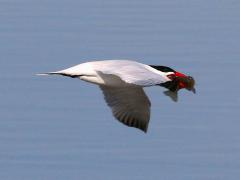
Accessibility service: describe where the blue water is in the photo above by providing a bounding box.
[1,0,240,179]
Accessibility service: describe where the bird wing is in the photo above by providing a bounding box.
[93,60,171,86]
[100,85,151,132]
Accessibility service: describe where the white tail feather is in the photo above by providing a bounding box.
[36,72,61,76]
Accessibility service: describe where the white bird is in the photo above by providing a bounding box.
[38,60,195,133]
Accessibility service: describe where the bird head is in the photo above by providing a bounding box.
[149,65,196,93]
[171,72,196,93]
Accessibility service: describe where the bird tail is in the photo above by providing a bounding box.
[36,72,62,76]
[36,71,80,78]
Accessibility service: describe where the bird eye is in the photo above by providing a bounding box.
[167,74,175,80]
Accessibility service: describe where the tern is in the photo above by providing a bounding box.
[38,60,195,133]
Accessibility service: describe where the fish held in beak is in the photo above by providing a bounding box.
[161,74,196,102]
[178,76,196,94]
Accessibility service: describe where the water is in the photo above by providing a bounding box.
[1,0,240,179]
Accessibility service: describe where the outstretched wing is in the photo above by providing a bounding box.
[100,85,151,132]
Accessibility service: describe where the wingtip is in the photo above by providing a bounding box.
[137,123,148,133]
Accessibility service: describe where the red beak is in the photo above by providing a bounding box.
[175,71,187,78]
[174,71,186,89]
[174,71,196,93]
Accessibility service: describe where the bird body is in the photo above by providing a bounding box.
[38,60,195,133]
[45,60,173,87]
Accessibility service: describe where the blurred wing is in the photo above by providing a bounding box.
[94,60,170,86]
[100,85,151,132]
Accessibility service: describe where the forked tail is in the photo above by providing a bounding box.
[36,72,62,76]
[36,71,80,78]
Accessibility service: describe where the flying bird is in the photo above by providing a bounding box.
[38,60,195,133]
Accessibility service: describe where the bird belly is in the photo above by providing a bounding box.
[79,75,105,85]
[80,73,127,87]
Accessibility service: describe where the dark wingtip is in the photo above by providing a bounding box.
[143,128,148,133]
[142,123,148,133]
[115,114,149,133]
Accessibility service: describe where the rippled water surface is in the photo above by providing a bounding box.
[1,0,240,179]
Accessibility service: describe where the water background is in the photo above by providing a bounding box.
[1,0,240,179]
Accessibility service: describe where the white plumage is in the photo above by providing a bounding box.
[38,60,174,132]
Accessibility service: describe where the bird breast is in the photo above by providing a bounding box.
[80,73,128,87]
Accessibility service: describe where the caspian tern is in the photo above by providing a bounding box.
[38,60,195,133]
